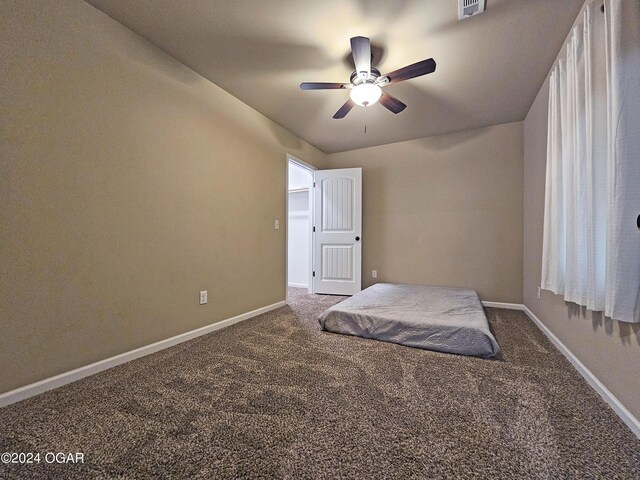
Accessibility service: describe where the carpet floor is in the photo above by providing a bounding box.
[1,288,639,479]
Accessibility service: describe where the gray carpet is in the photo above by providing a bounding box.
[1,288,639,479]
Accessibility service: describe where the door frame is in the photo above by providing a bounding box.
[286,154,316,304]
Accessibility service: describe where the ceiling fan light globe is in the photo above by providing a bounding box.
[349,83,382,107]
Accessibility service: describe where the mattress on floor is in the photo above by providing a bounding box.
[318,283,500,358]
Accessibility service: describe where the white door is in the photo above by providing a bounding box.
[313,168,362,295]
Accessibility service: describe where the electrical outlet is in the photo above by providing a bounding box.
[274,219,280,230]
[372,270,377,279]
[537,287,541,299]
[199,290,207,305]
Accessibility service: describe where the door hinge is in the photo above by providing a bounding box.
[312,271,315,277]
[312,226,315,232]
[313,182,316,188]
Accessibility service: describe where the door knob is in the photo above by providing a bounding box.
[355,236,360,241]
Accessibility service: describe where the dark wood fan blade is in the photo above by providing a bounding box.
[384,58,436,85]
[379,92,406,114]
[300,82,349,90]
[333,98,355,119]
[350,36,371,77]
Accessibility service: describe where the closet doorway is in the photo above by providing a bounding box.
[287,155,314,298]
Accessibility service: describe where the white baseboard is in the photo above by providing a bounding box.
[523,306,640,439]
[0,300,286,408]
[287,282,308,289]
[482,301,525,310]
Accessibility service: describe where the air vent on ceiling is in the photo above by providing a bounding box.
[458,0,486,20]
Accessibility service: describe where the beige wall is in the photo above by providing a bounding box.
[0,0,327,394]
[325,123,524,303]
[524,77,640,421]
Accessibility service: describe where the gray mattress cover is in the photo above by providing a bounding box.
[318,283,500,358]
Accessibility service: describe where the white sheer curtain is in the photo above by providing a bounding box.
[542,0,640,323]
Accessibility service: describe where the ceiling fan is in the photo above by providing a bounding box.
[300,36,436,119]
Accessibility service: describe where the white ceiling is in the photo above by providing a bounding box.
[86,0,584,153]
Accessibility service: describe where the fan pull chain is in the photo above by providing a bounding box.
[364,105,367,134]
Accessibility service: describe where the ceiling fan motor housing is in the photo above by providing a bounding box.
[350,67,381,86]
